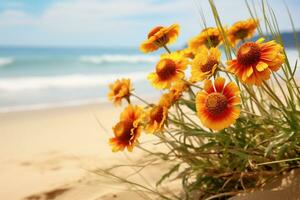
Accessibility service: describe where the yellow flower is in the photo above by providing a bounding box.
[158,92,178,108]
[108,79,132,106]
[158,81,188,108]
[191,47,221,82]
[109,105,143,152]
[188,27,222,51]
[228,18,259,46]
[170,79,189,97]
[145,105,168,134]
[148,52,188,89]
[140,24,180,53]
[177,48,195,59]
[227,38,285,85]
[196,77,241,131]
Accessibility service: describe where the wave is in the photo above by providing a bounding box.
[0,57,14,67]
[0,72,147,91]
[0,98,104,113]
[0,92,158,113]
[80,54,159,64]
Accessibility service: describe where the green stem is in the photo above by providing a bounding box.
[131,93,153,106]
[163,45,171,54]
[182,79,203,90]
[257,157,300,166]
[176,103,201,128]
[241,109,261,117]
[273,73,289,105]
[262,81,286,109]
[243,85,268,115]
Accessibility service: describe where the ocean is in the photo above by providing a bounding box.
[0,47,161,112]
[0,46,298,113]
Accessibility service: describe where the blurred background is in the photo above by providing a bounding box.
[0,0,299,112]
[0,1,300,200]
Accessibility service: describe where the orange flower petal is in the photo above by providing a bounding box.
[140,41,158,53]
[140,24,180,53]
[223,82,240,99]
[256,61,268,72]
[196,78,241,131]
[203,79,215,93]
[227,40,284,85]
[246,66,254,77]
[214,77,225,92]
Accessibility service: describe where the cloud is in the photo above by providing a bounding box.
[196,0,300,31]
[0,0,198,46]
[0,9,36,27]
[0,0,299,46]
[37,0,195,33]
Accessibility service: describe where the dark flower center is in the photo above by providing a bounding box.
[156,59,177,80]
[114,120,134,143]
[234,29,249,39]
[201,59,218,73]
[113,84,122,95]
[150,106,164,123]
[147,26,169,47]
[153,35,169,47]
[205,35,220,48]
[148,26,164,39]
[205,93,228,115]
[237,42,261,65]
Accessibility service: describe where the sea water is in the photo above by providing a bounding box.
[0,47,161,112]
[0,46,298,112]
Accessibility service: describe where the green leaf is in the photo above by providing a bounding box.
[156,164,180,186]
[179,99,196,112]
[277,144,289,159]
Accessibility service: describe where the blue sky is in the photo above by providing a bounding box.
[0,0,299,47]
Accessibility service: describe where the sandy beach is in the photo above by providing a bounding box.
[1,101,300,200]
[0,102,166,200]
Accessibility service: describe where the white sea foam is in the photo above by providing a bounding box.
[0,72,147,91]
[0,93,158,113]
[0,57,14,67]
[80,54,159,64]
[0,98,104,113]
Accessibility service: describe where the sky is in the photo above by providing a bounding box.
[0,0,299,47]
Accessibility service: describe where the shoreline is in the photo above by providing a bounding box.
[0,94,158,114]
[0,98,106,114]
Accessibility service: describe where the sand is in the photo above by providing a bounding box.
[1,102,300,200]
[0,102,166,200]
